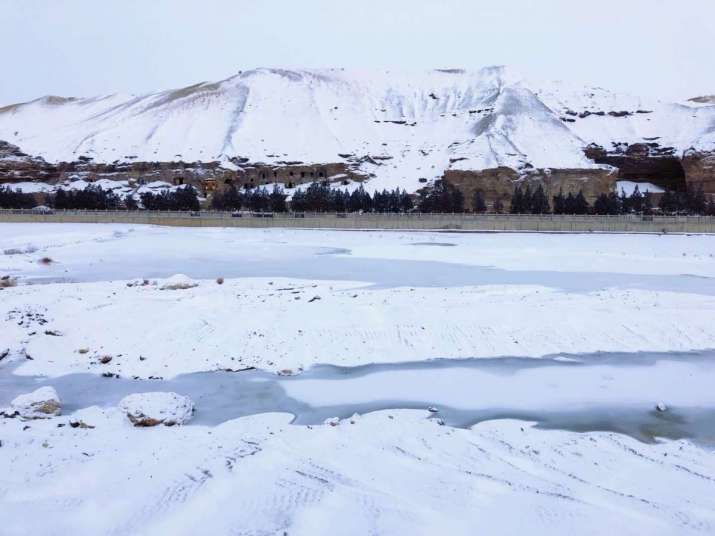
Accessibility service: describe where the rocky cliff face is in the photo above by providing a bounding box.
[0,141,57,183]
[443,167,618,211]
[682,150,715,194]
[0,139,369,197]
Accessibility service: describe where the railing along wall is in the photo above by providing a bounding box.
[1,210,714,233]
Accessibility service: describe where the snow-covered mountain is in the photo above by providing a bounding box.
[1,67,713,193]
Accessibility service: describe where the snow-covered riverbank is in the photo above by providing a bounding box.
[2,277,715,378]
[2,410,714,536]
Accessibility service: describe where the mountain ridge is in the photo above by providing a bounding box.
[1,67,714,196]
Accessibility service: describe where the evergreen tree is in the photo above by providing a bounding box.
[399,189,414,212]
[593,193,610,215]
[472,190,487,213]
[573,191,589,214]
[642,192,654,215]
[450,185,465,213]
[172,185,200,211]
[628,185,643,213]
[530,185,550,214]
[606,191,622,215]
[493,198,504,214]
[141,185,199,211]
[0,186,36,209]
[417,180,464,213]
[688,185,707,215]
[523,185,534,213]
[223,184,243,210]
[53,189,67,209]
[332,189,348,212]
[510,186,524,214]
[552,189,566,214]
[290,189,307,212]
[659,190,678,214]
[619,188,630,213]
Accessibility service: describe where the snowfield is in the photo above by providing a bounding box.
[3,278,715,378]
[1,223,715,535]
[2,411,715,536]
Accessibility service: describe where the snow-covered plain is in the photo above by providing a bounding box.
[1,223,715,535]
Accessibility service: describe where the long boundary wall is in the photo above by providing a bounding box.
[1,210,715,233]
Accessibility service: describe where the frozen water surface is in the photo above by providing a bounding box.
[3,351,714,445]
[7,241,715,295]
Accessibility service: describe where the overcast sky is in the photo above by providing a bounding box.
[1,0,713,106]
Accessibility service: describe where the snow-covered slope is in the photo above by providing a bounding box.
[1,67,713,191]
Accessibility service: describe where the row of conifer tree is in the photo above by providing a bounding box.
[2,181,715,215]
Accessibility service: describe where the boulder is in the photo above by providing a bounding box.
[159,274,198,290]
[11,386,62,419]
[119,392,194,427]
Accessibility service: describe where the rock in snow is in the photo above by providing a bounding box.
[11,386,62,419]
[119,392,194,427]
[159,274,198,291]
[656,402,668,412]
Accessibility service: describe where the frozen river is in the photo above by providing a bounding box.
[3,224,715,534]
[7,239,715,295]
[3,351,715,444]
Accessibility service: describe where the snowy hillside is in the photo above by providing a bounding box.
[1,67,714,192]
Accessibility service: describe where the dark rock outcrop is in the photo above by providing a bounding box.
[585,143,687,192]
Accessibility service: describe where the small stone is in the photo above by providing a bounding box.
[98,355,113,364]
[69,420,95,429]
[656,402,668,412]
[324,417,340,427]
[427,406,439,413]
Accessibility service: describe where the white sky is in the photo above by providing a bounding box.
[1,0,713,106]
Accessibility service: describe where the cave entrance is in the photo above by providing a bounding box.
[587,149,687,192]
[614,157,687,192]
